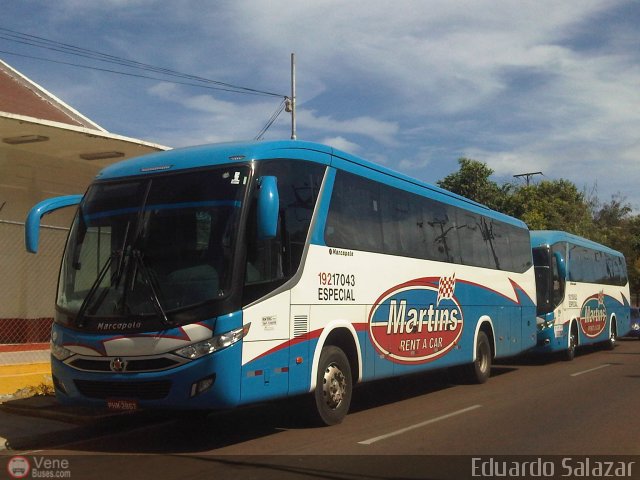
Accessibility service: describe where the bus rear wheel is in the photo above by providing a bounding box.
[606,320,617,350]
[313,346,352,426]
[454,331,492,384]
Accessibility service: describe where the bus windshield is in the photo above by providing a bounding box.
[532,246,552,315]
[57,166,249,324]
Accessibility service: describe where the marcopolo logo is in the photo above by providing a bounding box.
[579,291,607,338]
[368,275,464,364]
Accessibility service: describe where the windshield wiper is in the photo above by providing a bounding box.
[75,248,173,327]
[75,252,116,328]
[75,219,132,328]
[131,249,173,326]
[112,221,132,288]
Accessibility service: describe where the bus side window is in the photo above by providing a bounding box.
[424,203,460,264]
[244,199,284,285]
[325,171,383,254]
[458,212,492,269]
[380,186,425,258]
[243,160,324,305]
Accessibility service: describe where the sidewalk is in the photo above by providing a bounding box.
[0,348,52,396]
[0,363,52,396]
[0,345,50,364]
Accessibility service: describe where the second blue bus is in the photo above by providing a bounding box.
[531,230,630,360]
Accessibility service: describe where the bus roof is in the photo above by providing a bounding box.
[95,140,526,229]
[530,230,624,257]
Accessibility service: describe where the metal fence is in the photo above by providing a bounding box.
[1,216,638,367]
[0,219,68,365]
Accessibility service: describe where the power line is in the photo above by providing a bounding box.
[255,98,287,140]
[0,49,282,97]
[0,26,285,98]
[0,26,295,140]
[0,27,283,96]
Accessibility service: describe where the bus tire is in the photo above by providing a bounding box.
[606,319,617,350]
[461,331,492,384]
[563,323,578,361]
[313,346,352,426]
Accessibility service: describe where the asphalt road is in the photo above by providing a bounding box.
[6,339,640,479]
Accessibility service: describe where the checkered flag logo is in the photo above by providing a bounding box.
[437,273,456,306]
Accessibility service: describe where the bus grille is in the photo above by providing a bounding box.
[74,380,171,400]
[68,356,182,373]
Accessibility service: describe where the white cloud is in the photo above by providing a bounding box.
[147,82,272,144]
[297,110,399,146]
[398,158,432,171]
[148,82,400,147]
[12,0,639,207]
[320,136,362,154]
[214,0,617,112]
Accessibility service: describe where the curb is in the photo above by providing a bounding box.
[0,362,52,396]
[0,396,122,425]
[2,422,96,452]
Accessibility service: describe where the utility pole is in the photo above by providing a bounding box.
[285,52,296,140]
[513,171,543,186]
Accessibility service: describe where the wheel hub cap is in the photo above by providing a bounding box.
[323,363,346,409]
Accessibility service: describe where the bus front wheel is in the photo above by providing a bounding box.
[313,346,352,426]
[564,324,578,361]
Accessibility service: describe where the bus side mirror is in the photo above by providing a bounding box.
[25,195,82,253]
[256,176,279,240]
[553,251,566,279]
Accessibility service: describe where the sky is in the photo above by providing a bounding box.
[3,0,640,209]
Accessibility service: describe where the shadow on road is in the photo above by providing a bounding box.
[55,366,518,454]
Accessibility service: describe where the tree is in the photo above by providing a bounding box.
[437,158,507,210]
[592,195,639,300]
[592,194,632,245]
[437,157,640,304]
[502,179,594,236]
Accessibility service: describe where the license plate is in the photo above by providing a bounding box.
[106,398,138,411]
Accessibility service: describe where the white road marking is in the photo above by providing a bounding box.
[358,404,482,445]
[570,363,611,377]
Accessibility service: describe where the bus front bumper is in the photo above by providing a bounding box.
[533,322,568,353]
[50,342,242,411]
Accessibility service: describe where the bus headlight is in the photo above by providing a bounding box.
[537,319,555,332]
[174,323,250,360]
[51,343,74,361]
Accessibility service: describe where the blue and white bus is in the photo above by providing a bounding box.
[26,140,537,425]
[531,230,630,360]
